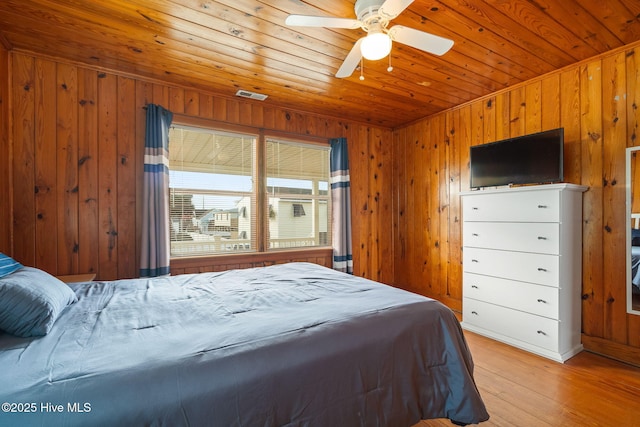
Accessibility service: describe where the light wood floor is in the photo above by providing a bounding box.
[418,331,640,426]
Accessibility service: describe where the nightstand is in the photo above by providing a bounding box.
[56,273,96,283]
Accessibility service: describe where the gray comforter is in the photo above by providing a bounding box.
[0,262,488,426]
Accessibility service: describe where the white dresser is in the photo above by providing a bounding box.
[460,183,587,362]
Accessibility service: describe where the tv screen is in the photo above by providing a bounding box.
[469,128,564,189]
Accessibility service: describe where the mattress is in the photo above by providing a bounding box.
[0,262,488,426]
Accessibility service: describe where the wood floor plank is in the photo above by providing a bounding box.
[418,331,640,426]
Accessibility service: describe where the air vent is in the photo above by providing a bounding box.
[235,89,268,101]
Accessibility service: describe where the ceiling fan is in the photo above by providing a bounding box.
[285,0,454,78]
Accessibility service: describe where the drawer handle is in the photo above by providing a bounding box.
[537,330,547,336]
[471,259,479,263]
[471,285,479,289]
[537,236,547,240]
[471,311,479,315]
[537,267,547,272]
[537,299,547,304]
[538,204,548,209]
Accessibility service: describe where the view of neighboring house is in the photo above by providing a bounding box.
[267,199,328,247]
[170,190,329,255]
[196,209,239,236]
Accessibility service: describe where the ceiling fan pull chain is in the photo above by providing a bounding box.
[387,53,393,72]
[360,58,365,81]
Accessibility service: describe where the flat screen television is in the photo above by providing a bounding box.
[469,128,564,189]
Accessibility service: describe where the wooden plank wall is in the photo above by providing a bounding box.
[392,41,640,365]
[4,51,394,283]
[0,44,9,255]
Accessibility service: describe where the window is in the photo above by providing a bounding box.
[169,126,256,256]
[168,124,331,257]
[292,204,306,217]
[266,138,330,249]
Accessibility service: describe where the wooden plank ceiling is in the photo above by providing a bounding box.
[1,0,639,128]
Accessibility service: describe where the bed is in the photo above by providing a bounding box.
[0,260,489,426]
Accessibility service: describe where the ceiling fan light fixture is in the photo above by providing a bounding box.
[285,0,454,78]
[360,32,392,60]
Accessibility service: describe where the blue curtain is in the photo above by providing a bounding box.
[330,137,353,274]
[140,104,173,277]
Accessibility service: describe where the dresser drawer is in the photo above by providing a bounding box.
[463,247,559,287]
[463,190,560,222]
[463,272,559,319]
[463,298,559,352]
[464,222,559,254]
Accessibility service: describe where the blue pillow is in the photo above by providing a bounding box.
[0,253,23,278]
[0,267,78,337]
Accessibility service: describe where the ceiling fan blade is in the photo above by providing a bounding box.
[379,0,415,19]
[388,25,454,56]
[285,15,361,29]
[336,38,364,78]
